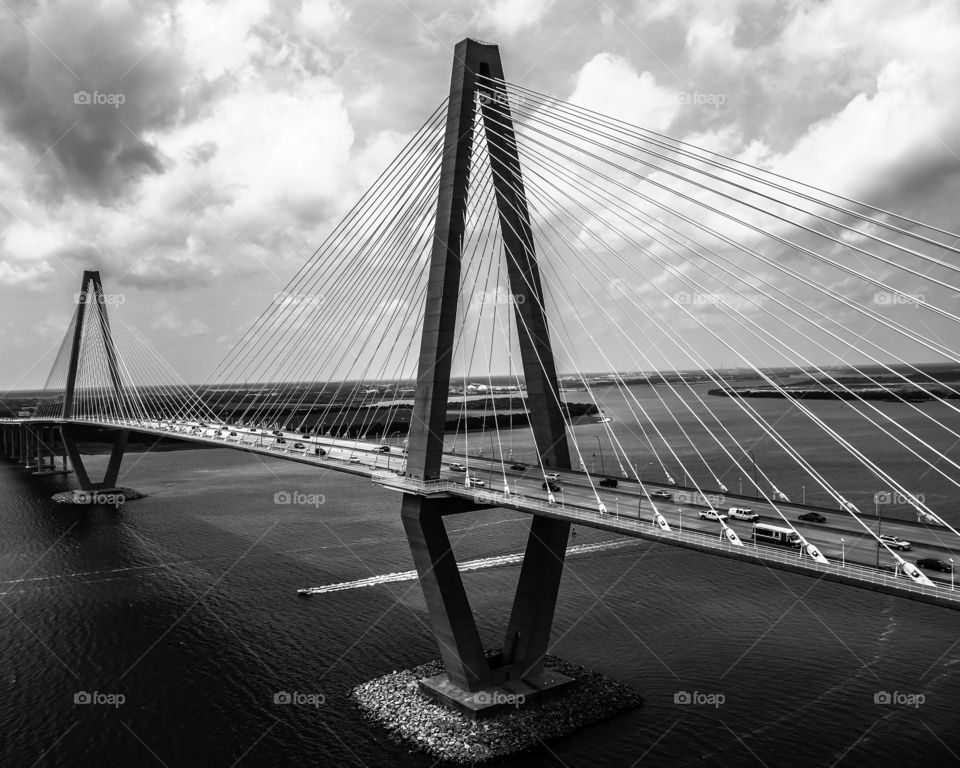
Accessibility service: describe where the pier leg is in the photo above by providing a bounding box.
[61,426,128,490]
[401,493,491,691]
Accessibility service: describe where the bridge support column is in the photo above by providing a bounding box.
[61,426,128,490]
[400,39,575,713]
[401,494,491,691]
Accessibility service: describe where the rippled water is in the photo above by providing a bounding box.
[3,411,960,766]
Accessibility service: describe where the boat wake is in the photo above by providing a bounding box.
[297,537,642,595]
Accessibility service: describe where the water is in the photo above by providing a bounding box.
[3,398,960,766]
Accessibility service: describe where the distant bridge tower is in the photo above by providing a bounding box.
[402,38,574,709]
[60,270,129,490]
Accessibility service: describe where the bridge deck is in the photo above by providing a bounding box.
[5,416,958,609]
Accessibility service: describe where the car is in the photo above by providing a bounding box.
[449,462,467,472]
[544,472,560,481]
[542,481,561,492]
[599,478,618,488]
[464,476,485,488]
[272,430,284,436]
[301,432,312,439]
[249,428,258,433]
[510,464,526,471]
[275,437,286,444]
[878,535,912,551]
[698,509,728,521]
[376,445,391,453]
[798,512,827,523]
[917,558,953,572]
[293,442,305,449]
[314,448,327,456]
[348,455,361,463]
[229,431,237,436]
[651,490,672,500]
[728,507,759,522]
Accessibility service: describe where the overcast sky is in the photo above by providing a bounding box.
[1,0,959,390]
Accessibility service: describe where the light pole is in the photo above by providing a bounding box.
[840,537,845,568]
[802,484,806,505]
[679,507,683,534]
[640,461,654,485]
[876,499,883,567]
[747,450,759,497]
[950,559,955,590]
[615,497,619,519]
[594,435,606,475]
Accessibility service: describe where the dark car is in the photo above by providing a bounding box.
[510,464,526,471]
[314,448,327,457]
[228,431,237,436]
[301,433,312,439]
[376,445,391,453]
[650,490,672,500]
[542,481,561,492]
[917,558,953,572]
[275,437,286,444]
[599,478,618,488]
[798,512,827,523]
[293,442,305,449]
[272,430,284,436]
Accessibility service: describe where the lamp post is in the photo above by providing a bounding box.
[840,537,845,568]
[802,484,806,505]
[615,497,619,519]
[747,450,759,497]
[876,498,883,567]
[594,435,605,475]
[639,461,654,485]
[950,559,955,590]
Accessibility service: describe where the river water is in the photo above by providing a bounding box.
[3,384,960,766]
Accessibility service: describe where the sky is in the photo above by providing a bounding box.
[1,0,959,389]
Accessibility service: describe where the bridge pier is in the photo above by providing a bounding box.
[60,425,128,490]
[398,39,578,716]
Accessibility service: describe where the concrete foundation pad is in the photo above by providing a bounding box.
[353,655,642,764]
[418,667,575,719]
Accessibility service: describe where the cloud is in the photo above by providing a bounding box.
[474,0,556,36]
[569,52,681,132]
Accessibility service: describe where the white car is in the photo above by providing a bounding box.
[449,462,467,472]
[698,509,728,522]
[544,472,560,481]
[348,455,361,464]
[727,507,759,522]
[878,535,912,551]
[464,476,485,488]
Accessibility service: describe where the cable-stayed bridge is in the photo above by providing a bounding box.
[3,39,960,710]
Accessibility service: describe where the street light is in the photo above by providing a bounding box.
[594,435,606,475]
[747,450,759,497]
[840,537,845,568]
[639,461,654,485]
[950,559,955,590]
[615,497,619,519]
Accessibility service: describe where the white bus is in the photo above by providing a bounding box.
[752,523,802,548]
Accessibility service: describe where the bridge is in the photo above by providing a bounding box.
[3,38,960,714]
